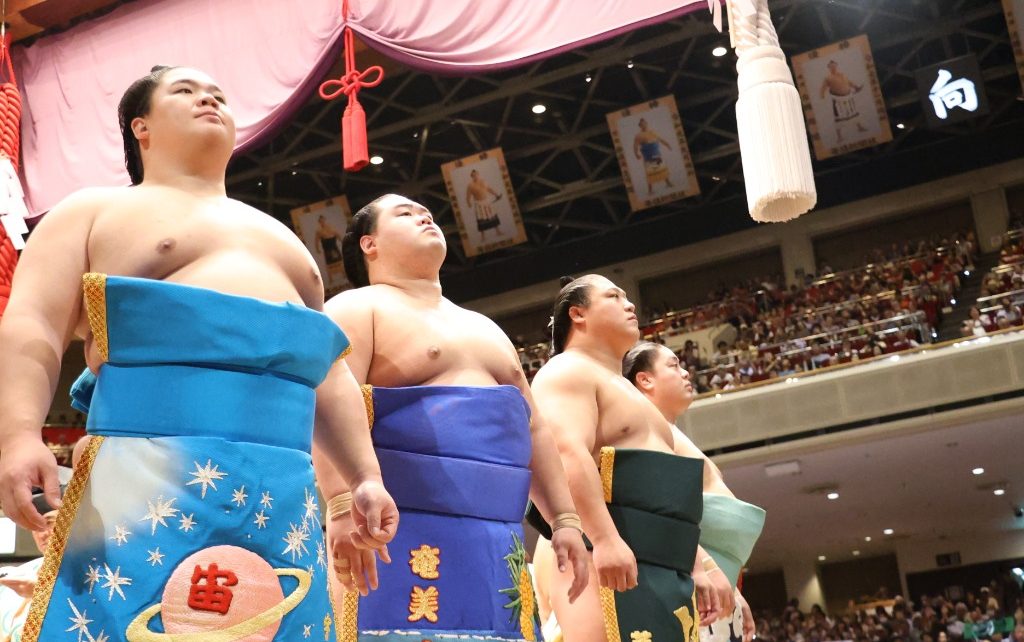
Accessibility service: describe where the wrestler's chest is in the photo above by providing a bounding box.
[372,318,513,385]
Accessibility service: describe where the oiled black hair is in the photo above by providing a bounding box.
[118,65,178,185]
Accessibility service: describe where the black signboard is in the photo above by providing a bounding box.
[915,54,990,127]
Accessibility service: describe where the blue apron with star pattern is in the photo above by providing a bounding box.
[24,273,348,642]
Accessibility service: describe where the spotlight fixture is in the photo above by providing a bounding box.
[291,170,297,176]
[818,555,826,561]
[712,46,728,57]
[896,122,906,130]
[973,467,985,476]
[853,550,861,556]
[585,73,593,83]
[369,155,384,166]
[826,492,840,500]
[951,298,957,305]
[626,60,635,69]
[994,488,1006,496]
[864,536,872,542]
[532,104,547,114]
[883,528,894,535]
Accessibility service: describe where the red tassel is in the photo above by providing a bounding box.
[342,97,368,171]
[319,1,383,172]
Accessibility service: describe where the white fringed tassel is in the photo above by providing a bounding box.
[729,0,817,223]
[0,157,28,249]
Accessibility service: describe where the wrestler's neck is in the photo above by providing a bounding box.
[138,154,228,198]
[563,334,630,372]
[371,265,443,303]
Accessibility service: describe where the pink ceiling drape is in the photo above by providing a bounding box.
[13,0,709,217]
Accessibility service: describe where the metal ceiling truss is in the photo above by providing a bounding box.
[229,0,1024,281]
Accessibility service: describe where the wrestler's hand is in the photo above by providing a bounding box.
[0,434,62,531]
[591,534,637,592]
[692,566,723,623]
[327,512,382,596]
[349,479,399,553]
[709,565,735,618]
[0,576,37,599]
[737,590,756,642]
[551,527,589,604]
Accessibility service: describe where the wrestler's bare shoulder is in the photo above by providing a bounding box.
[532,352,602,390]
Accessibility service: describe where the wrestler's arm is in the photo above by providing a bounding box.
[496,338,589,602]
[531,363,638,592]
[0,189,101,530]
[313,288,388,594]
[633,135,642,159]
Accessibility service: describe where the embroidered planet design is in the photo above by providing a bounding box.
[126,545,310,641]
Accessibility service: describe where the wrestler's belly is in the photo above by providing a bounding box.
[83,252,309,370]
[599,432,676,454]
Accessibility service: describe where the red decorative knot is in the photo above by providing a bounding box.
[0,224,15,319]
[318,0,384,171]
[0,33,21,172]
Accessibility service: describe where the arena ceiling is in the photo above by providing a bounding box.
[22,0,1024,302]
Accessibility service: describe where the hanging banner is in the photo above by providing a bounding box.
[441,147,527,258]
[1004,0,1024,92]
[290,194,352,296]
[792,34,893,161]
[607,94,699,212]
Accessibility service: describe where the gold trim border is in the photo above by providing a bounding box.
[21,435,105,642]
[360,384,374,431]
[82,273,109,361]
[338,589,359,642]
[599,447,615,504]
[599,586,622,642]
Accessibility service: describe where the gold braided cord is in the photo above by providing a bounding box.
[360,384,374,431]
[334,343,353,364]
[21,435,105,642]
[599,586,622,642]
[599,447,615,503]
[81,273,109,361]
[339,589,359,642]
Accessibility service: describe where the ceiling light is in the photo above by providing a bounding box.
[711,175,722,182]
[532,104,547,114]
[896,122,906,130]
[626,60,635,69]
[865,536,872,542]
[765,460,801,478]
[994,488,1006,496]
[257,181,263,187]
[585,73,593,83]
[883,528,894,535]
[964,270,971,276]
[951,299,957,305]
[290,170,297,176]
[827,492,840,500]
[712,46,728,57]
[369,155,384,165]
[818,555,826,561]
[853,550,861,556]
[973,467,985,475]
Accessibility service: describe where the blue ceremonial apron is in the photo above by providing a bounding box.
[25,273,348,642]
[349,385,539,642]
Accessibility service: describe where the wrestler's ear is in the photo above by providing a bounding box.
[359,234,378,259]
[568,304,587,325]
[635,371,655,392]
[131,117,150,145]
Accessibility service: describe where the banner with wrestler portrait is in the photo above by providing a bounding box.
[290,195,352,297]
[607,95,699,212]
[441,148,527,258]
[792,34,893,161]
[1004,0,1024,92]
